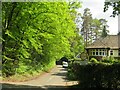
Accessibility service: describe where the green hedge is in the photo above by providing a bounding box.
[71,62,120,89]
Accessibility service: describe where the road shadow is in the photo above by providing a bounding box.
[51,67,71,80]
[1,83,75,90]
[44,85,69,90]
[2,83,44,90]
[52,66,67,77]
[60,68,68,71]
[52,72,66,77]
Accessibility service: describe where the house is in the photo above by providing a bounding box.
[86,35,120,60]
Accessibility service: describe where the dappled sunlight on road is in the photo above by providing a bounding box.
[1,83,72,90]
[1,65,78,90]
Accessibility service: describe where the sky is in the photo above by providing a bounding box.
[78,0,118,35]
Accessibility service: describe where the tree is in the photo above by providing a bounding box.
[104,1,120,17]
[101,26,108,38]
[69,1,82,21]
[91,18,102,41]
[99,19,109,38]
[68,1,84,58]
[81,8,93,47]
[80,8,109,48]
[2,2,81,76]
[69,28,84,58]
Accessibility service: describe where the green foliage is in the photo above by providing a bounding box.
[70,32,84,58]
[81,8,109,47]
[2,2,83,77]
[67,62,77,80]
[101,56,120,64]
[70,62,120,89]
[101,26,108,38]
[104,1,120,17]
[90,58,99,63]
[74,58,81,61]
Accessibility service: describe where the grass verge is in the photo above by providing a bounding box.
[2,65,56,82]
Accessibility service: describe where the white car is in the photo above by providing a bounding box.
[62,61,68,68]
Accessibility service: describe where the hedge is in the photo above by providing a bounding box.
[71,62,120,89]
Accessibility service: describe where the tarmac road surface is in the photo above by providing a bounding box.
[1,65,78,90]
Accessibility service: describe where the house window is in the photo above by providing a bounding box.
[119,50,120,56]
[99,49,106,56]
[102,52,105,56]
[92,49,95,55]
[96,49,98,55]
[110,50,113,55]
[91,49,106,56]
[93,52,95,55]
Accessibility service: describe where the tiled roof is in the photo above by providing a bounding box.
[86,35,120,49]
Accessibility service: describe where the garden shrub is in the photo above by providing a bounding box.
[101,56,120,64]
[71,62,120,89]
[67,62,77,80]
[90,58,99,63]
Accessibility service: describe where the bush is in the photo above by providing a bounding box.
[101,56,120,64]
[71,62,120,89]
[67,62,78,80]
[90,58,99,63]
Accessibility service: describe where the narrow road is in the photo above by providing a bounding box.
[22,65,76,87]
[2,65,78,90]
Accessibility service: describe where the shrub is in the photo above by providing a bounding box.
[101,56,120,64]
[71,62,120,89]
[90,58,99,63]
[67,62,77,80]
